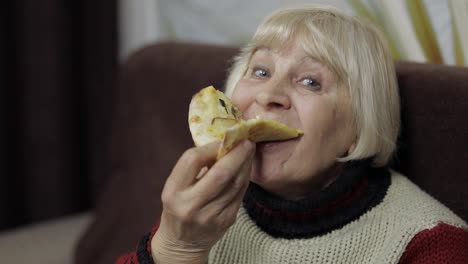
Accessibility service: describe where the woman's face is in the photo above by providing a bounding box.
[231,41,356,200]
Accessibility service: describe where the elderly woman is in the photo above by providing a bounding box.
[117,5,468,264]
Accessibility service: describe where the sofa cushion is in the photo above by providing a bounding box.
[0,212,92,264]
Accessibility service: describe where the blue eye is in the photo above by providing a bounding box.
[301,78,321,90]
[253,68,269,78]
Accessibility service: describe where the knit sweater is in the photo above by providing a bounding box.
[116,162,468,264]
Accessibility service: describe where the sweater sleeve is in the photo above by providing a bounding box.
[115,224,160,264]
[399,222,468,264]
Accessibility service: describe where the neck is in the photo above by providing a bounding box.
[243,159,391,239]
[256,162,347,201]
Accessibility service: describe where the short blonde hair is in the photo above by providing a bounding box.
[224,5,400,167]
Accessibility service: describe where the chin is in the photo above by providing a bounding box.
[250,142,292,178]
[250,170,297,199]
[249,160,286,187]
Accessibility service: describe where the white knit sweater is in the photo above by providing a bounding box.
[208,172,467,264]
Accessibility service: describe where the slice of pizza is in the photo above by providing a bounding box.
[188,86,303,159]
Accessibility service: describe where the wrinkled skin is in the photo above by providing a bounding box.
[231,42,356,200]
[151,141,255,264]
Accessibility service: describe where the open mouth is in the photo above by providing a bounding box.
[257,137,300,151]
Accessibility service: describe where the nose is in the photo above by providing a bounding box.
[255,86,291,110]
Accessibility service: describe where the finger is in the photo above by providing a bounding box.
[191,140,254,203]
[203,149,253,215]
[168,141,220,189]
[195,166,209,180]
[218,175,250,221]
[200,161,252,231]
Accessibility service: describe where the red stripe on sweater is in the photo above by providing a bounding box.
[115,252,137,264]
[115,223,161,264]
[146,223,160,258]
[399,222,468,264]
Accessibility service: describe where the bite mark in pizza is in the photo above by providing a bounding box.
[188,86,303,159]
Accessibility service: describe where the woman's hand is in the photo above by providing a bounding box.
[151,140,255,264]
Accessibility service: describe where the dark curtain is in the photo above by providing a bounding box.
[0,0,117,231]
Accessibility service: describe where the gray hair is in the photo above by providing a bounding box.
[224,5,400,167]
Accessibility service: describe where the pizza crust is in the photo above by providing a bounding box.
[188,86,241,147]
[188,86,303,159]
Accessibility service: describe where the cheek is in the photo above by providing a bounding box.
[332,95,356,140]
[231,81,254,113]
[312,103,355,156]
[299,102,343,151]
[301,102,336,133]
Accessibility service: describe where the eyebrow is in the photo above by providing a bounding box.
[299,55,322,67]
[253,47,273,55]
[255,47,317,62]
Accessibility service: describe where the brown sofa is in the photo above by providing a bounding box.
[75,42,468,264]
[1,42,467,264]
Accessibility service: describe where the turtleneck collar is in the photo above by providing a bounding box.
[242,159,391,239]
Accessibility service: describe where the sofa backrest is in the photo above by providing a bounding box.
[75,42,468,264]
